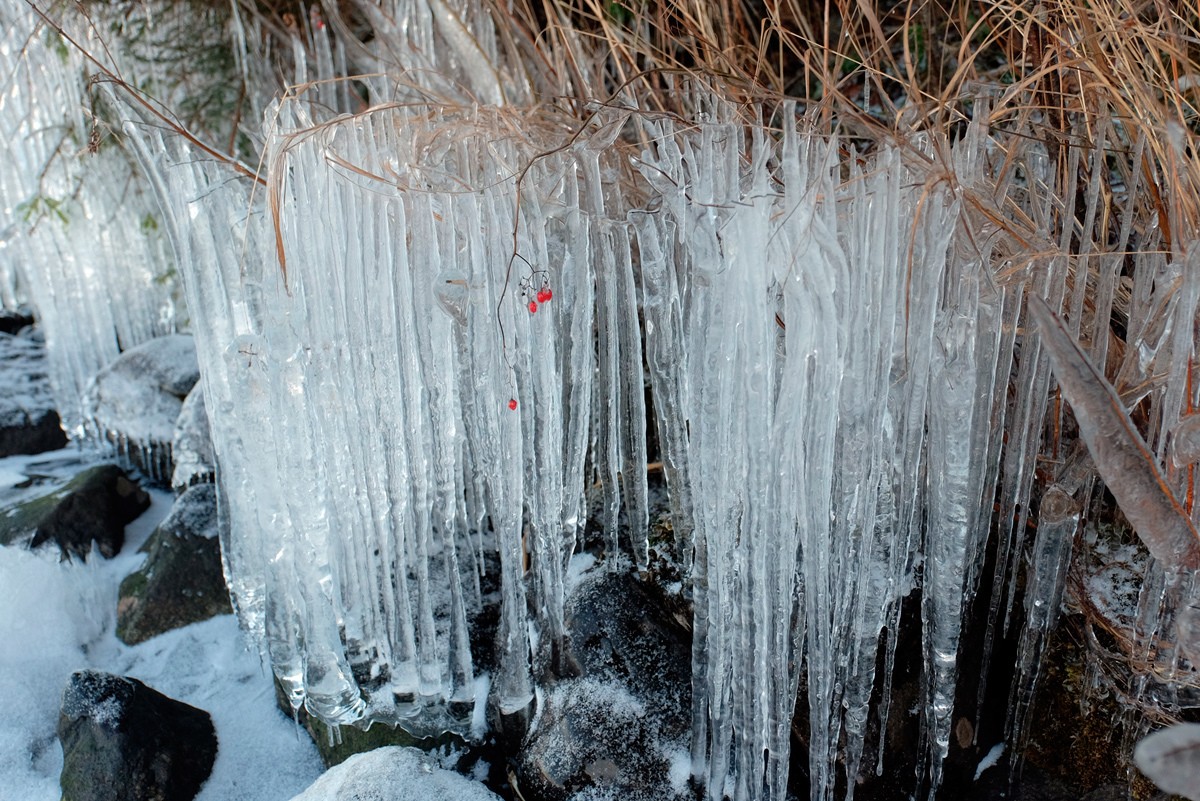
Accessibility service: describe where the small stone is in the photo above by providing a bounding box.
[57,670,217,801]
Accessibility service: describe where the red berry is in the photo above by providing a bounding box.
[528,300,538,314]
[508,398,518,411]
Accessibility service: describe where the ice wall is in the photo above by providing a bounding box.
[631,107,1016,801]
[8,1,1199,798]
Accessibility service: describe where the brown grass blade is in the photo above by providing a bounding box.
[1028,295,1200,571]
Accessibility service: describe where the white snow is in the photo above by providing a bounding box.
[0,450,323,801]
[285,746,500,801]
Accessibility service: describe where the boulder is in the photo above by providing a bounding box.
[0,328,67,457]
[515,570,692,801]
[1,464,149,559]
[57,670,217,801]
[286,746,500,801]
[82,334,199,486]
[170,385,214,491]
[117,483,231,645]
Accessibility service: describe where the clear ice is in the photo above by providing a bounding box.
[5,4,1200,801]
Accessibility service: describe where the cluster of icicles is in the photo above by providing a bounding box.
[122,84,1135,801]
[7,5,1198,798]
[0,3,178,432]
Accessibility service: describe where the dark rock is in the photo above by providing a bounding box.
[515,569,692,801]
[0,307,34,334]
[1,464,150,559]
[117,483,231,645]
[287,746,501,801]
[171,385,214,491]
[82,334,199,486]
[0,328,67,457]
[0,407,67,457]
[57,670,217,801]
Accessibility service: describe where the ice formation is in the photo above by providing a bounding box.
[6,3,1200,801]
[0,3,178,431]
[121,76,1026,799]
[118,70,1200,801]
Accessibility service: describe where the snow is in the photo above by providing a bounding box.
[0,538,107,801]
[285,747,500,801]
[0,450,323,801]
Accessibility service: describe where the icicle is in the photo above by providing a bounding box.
[1007,484,1081,759]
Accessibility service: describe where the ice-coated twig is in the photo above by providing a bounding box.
[1028,295,1200,572]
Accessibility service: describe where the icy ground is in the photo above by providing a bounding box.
[0,448,325,801]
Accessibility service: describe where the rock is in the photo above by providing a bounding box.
[82,334,199,486]
[0,464,149,559]
[286,746,501,801]
[116,483,231,645]
[57,670,217,801]
[0,306,34,334]
[515,569,692,801]
[171,385,214,491]
[276,677,467,770]
[0,328,67,457]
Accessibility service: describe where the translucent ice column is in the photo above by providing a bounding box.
[0,4,177,430]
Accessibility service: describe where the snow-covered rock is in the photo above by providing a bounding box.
[171,384,214,491]
[517,571,691,801]
[286,747,501,801]
[82,334,199,486]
